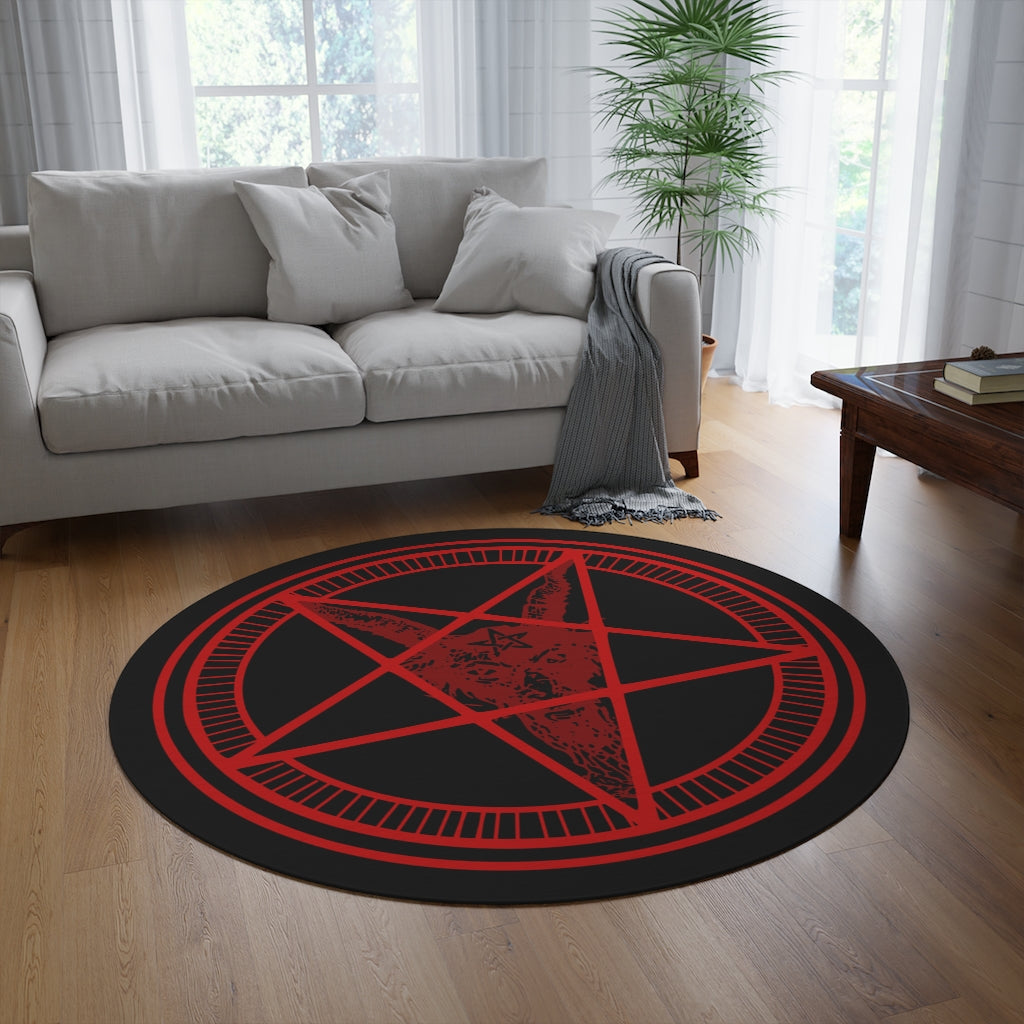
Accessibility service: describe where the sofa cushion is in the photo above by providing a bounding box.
[332,300,586,423]
[235,171,413,325]
[28,165,308,337]
[434,188,618,319]
[307,158,547,298]
[38,317,366,453]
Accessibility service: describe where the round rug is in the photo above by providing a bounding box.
[109,529,908,904]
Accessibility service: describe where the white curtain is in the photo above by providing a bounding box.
[418,0,593,205]
[711,0,975,406]
[921,0,1004,361]
[0,0,197,225]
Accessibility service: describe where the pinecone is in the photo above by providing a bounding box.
[970,345,997,360]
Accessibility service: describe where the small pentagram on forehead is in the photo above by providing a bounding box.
[468,627,532,656]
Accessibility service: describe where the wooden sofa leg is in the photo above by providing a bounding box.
[670,450,700,479]
[0,522,41,555]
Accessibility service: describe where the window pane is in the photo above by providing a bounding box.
[195,95,311,166]
[813,230,859,365]
[832,90,876,232]
[314,0,418,85]
[831,232,864,338]
[319,92,420,159]
[867,91,896,230]
[186,0,305,86]
[841,0,886,79]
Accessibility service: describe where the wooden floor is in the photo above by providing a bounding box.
[1,378,1022,1024]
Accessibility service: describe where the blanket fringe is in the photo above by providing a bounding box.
[537,487,720,527]
[537,505,721,527]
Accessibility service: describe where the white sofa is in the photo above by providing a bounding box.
[0,157,703,552]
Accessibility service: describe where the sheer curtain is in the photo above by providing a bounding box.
[710,0,978,406]
[418,0,593,205]
[0,0,196,225]
[922,0,1005,361]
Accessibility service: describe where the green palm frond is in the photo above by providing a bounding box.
[591,0,797,276]
[601,0,793,66]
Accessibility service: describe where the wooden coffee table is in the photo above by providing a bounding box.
[810,355,1024,537]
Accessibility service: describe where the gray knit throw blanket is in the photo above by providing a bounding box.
[538,247,719,526]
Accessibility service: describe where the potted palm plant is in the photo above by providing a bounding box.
[590,0,795,388]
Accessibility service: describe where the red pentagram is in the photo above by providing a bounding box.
[167,538,845,863]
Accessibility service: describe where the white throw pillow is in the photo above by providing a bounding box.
[433,188,619,319]
[235,171,413,325]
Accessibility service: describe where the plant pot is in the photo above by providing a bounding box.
[700,334,718,392]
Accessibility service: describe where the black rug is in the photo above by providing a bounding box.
[109,529,908,904]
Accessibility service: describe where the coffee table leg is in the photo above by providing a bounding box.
[839,403,876,538]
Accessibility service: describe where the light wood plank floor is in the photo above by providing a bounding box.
[1,379,1021,1024]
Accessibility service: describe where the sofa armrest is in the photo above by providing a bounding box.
[0,226,32,272]
[0,270,47,435]
[633,261,703,464]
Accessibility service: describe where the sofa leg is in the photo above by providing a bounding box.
[670,450,699,479]
[0,522,41,555]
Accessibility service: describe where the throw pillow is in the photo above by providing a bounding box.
[433,188,619,319]
[234,171,413,325]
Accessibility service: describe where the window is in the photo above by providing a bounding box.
[184,0,421,167]
[716,0,954,403]
[811,0,949,367]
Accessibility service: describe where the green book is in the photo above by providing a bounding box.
[943,357,1024,393]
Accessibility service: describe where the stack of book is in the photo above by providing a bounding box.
[934,357,1024,405]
